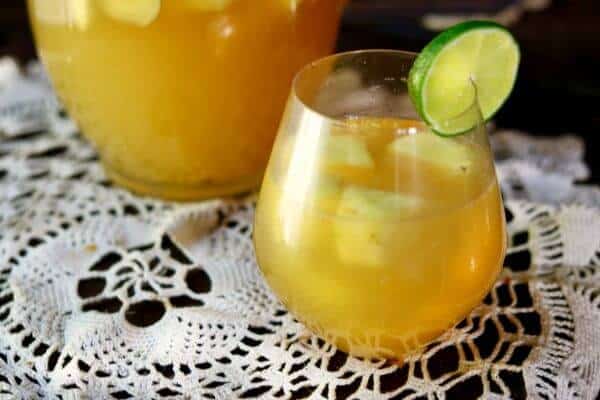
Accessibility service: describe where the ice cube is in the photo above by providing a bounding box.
[313,69,363,116]
[100,0,161,27]
[388,133,473,173]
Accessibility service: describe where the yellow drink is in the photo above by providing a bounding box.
[254,118,505,358]
[27,0,345,199]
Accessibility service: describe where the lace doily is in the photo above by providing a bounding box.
[0,59,599,400]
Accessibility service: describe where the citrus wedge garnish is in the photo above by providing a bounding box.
[408,21,520,136]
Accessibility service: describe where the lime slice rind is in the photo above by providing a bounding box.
[409,20,520,136]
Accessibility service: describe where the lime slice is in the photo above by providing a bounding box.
[100,0,161,27]
[408,21,520,136]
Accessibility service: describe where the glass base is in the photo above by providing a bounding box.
[105,163,262,201]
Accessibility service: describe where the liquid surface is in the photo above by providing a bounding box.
[254,118,506,358]
[28,0,344,199]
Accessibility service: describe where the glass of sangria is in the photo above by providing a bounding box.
[253,50,507,359]
[27,0,346,200]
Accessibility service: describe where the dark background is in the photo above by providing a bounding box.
[2,0,599,182]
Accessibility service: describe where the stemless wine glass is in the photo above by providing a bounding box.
[253,50,506,359]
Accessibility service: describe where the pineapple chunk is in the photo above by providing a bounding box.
[181,0,234,12]
[337,186,421,219]
[323,135,374,169]
[34,0,91,30]
[388,133,473,173]
[335,220,386,268]
[68,0,92,29]
[301,270,353,313]
[270,174,340,248]
[335,186,421,267]
[309,176,342,213]
[277,264,354,322]
[280,176,341,247]
[100,0,161,26]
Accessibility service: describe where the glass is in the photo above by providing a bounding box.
[253,50,506,359]
[27,0,346,200]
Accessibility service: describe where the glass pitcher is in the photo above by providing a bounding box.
[27,0,346,200]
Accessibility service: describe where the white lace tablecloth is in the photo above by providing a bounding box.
[0,58,599,400]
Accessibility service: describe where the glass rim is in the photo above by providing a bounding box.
[291,49,483,130]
